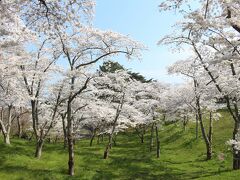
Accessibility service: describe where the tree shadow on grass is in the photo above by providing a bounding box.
[104,155,182,180]
[85,135,229,180]
[162,131,184,145]
[179,137,198,149]
[0,142,33,158]
[0,165,58,180]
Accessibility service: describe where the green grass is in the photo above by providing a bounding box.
[1,111,240,179]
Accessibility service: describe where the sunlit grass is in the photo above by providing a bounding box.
[0,111,240,179]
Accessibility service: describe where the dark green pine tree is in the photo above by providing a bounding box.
[99,60,152,83]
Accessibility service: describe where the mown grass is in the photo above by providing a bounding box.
[1,111,240,179]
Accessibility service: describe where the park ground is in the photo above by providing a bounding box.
[1,111,240,180]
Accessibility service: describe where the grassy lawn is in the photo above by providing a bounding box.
[1,111,240,179]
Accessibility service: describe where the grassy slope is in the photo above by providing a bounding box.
[1,111,240,180]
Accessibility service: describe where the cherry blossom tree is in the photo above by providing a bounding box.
[159,0,240,168]
[0,51,29,144]
[0,0,94,35]
[92,70,136,159]
[54,25,144,174]
[131,81,165,157]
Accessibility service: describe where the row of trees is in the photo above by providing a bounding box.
[159,0,240,169]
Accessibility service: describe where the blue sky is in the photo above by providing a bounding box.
[94,0,188,83]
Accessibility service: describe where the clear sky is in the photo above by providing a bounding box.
[94,0,188,83]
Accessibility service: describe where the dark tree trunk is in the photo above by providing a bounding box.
[31,100,38,140]
[207,112,213,160]
[31,100,45,158]
[135,127,144,143]
[233,151,240,170]
[16,107,23,138]
[195,114,199,139]
[199,116,212,160]
[141,133,144,143]
[101,134,104,142]
[47,137,51,143]
[232,121,240,170]
[90,131,96,147]
[150,124,154,152]
[29,132,34,141]
[103,143,111,159]
[206,141,212,160]
[97,135,100,144]
[108,134,112,149]
[196,97,212,160]
[194,79,199,140]
[67,100,74,176]
[104,134,113,159]
[183,116,188,131]
[113,135,117,146]
[62,115,68,149]
[17,116,22,138]
[64,137,68,149]
[35,139,44,158]
[155,125,160,158]
[103,94,124,159]
[55,135,59,143]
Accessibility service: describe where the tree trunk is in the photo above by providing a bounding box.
[90,132,96,147]
[35,139,44,158]
[199,118,212,160]
[183,116,188,131]
[135,127,144,143]
[141,133,144,143]
[108,134,112,149]
[0,107,12,145]
[64,135,68,149]
[196,97,212,160]
[206,142,212,160]
[103,94,124,159]
[207,112,213,160]
[6,106,12,144]
[113,135,117,146]
[232,121,240,170]
[62,115,68,149]
[194,79,199,140]
[103,121,117,158]
[31,100,38,139]
[17,116,22,138]
[67,100,74,176]
[155,125,160,158]
[3,106,12,145]
[195,114,199,139]
[97,135,100,144]
[104,134,113,159]
[101,134,104,142]
[150,124,154,152]
[233,150,240,170]
[55,135,59,143]
[0,108,7,144]
[31,100,45,158]
[29,132,34,141]
[3,133,10,144]
[103,142,111,159]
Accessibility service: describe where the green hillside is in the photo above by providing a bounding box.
[0,111,240,180]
